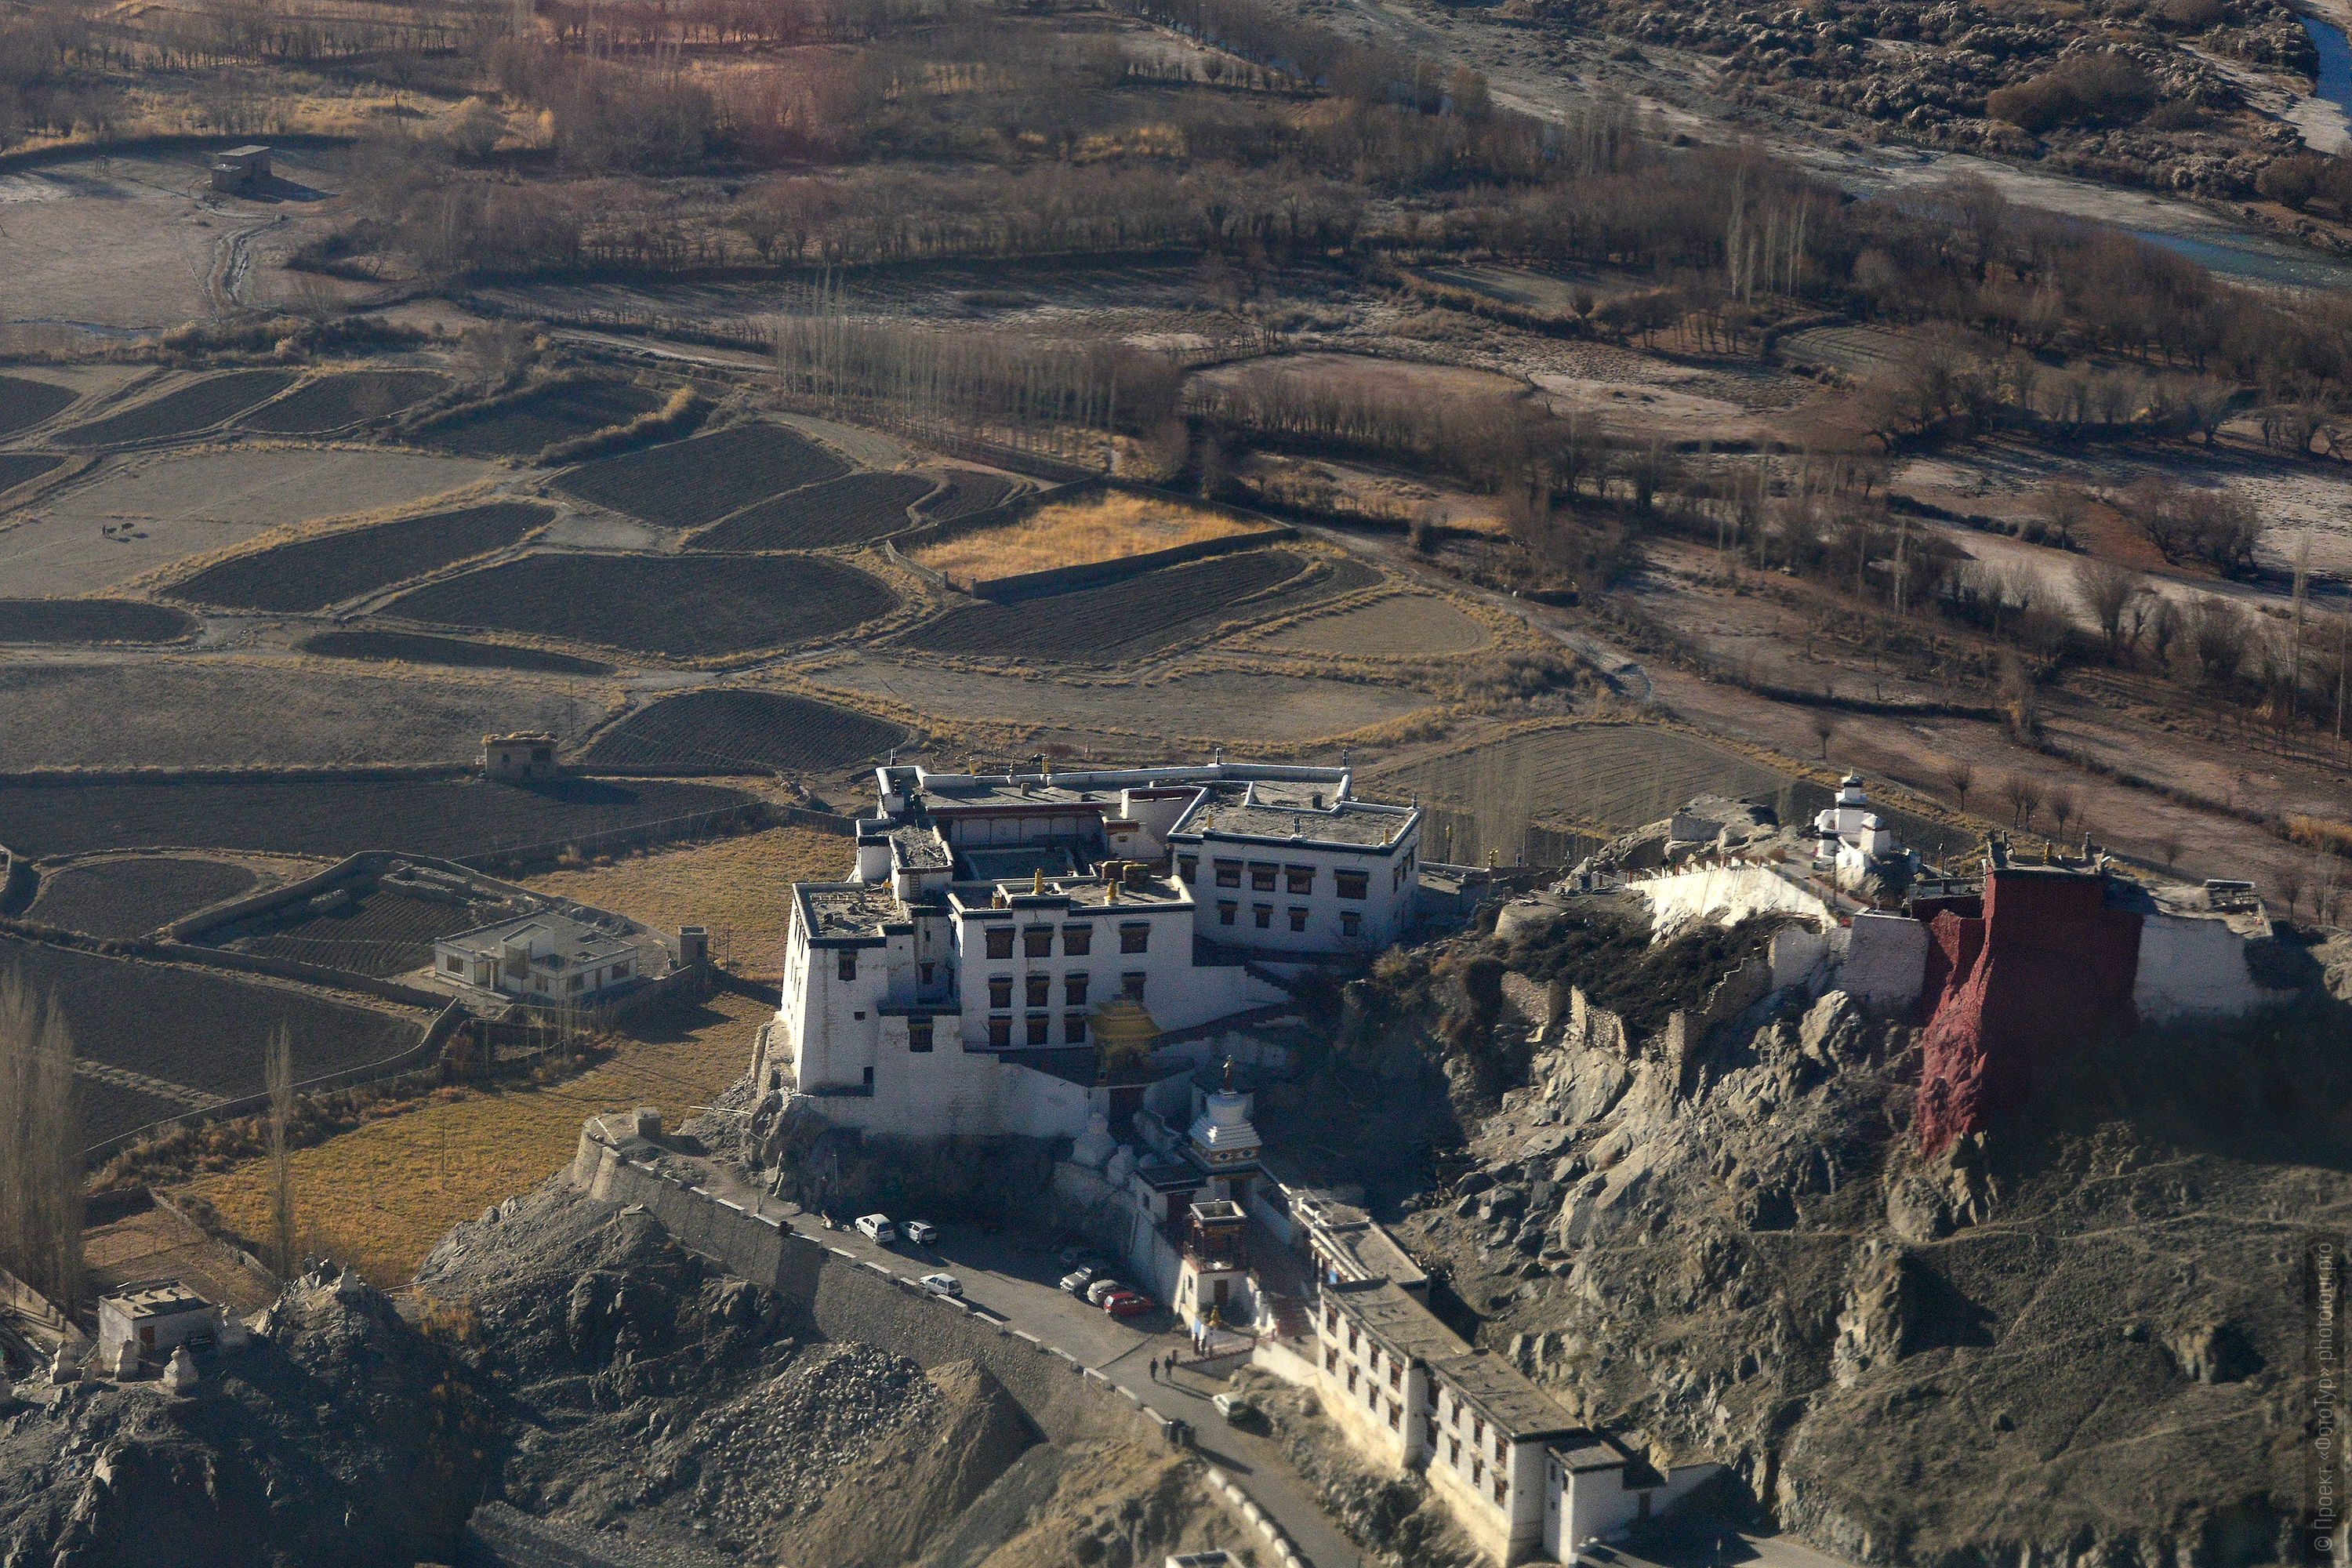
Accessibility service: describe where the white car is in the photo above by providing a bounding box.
[903,1220,938,1247]
[1084,1278,1125,1306]
[1211,1392,1256,1424]
[919,1272,962,1298]
[855,1214,896,1243]
[1058,1267,1097,1294]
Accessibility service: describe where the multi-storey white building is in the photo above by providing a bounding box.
[751,761,1422,1141]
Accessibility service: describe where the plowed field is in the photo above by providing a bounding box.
[583,689,910,774]
[919,470,1022,522]
[26,856,262,938]
[0,775,757,860]
[1260,594,1490,655]
[0,375,77,437]
[382,552,896,658]
[296,630,614,676]
[59,371,296,446]
[0,599,196,644]
[426,379,663,458]
[169,502,554,612]
[1374,723,1808,833]
[238,370,448,434]
[0,935,425,1145]
[687,472,935,551]
[227,885,474,978]
[898,550,1379,661]
[557,424,849,528]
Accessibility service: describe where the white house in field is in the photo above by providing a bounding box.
[750,761,1422,1141]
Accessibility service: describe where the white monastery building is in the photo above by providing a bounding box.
[752,761,1421,1141]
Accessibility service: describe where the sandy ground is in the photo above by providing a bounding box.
[0,447,504,594]
[807,657,1438,742]
[0,149,360,331]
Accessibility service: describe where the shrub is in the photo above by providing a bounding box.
[1988,56,2158,133]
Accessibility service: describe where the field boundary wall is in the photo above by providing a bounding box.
[0,763,474,789]
[450,800,770,866]
[81,999,461,1165]
[569,1134,1179,1450]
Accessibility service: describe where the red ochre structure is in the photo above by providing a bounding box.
[1914,843,2144,1155]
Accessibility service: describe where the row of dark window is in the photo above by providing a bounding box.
[986,971,1114,1009]
[1218,902,1363,935]
[979,922,1149,961]
[1178,857,1372,900]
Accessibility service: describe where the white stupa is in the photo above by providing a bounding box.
[1187,1059,1263,1175]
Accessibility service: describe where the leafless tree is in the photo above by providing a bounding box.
[0,968,82,1311]
[1943,756,1976,814]
[2072,557,2142,660]
[2154,832,2183,873]
[267,1024,297,1280]
[2278,865,2305,918]
[2048,786,2079,842]
[2035,480,2094,550]
[1809,711,1838,760]
[1999,771,2044,830]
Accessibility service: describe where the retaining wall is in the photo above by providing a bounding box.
[570,1133,1176,1450]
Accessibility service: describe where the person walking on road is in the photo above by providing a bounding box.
[1148,1356,1159,1382]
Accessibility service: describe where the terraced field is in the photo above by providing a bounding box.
[0,935,426,1146]
[58,371,296,447]
[1260,593,1490,656]
[238,370,448,434]
[0,599,197,644]
[169,502,554,612]
[917,470,1023,523]
[226,885,478,977]
[296,630,615,676]
[557,423,849,528]
[0,374,78,437]
[1375,723,1809,834]
[582,689,911,774]
[687,472,936,551]
[382,552,896,658]
[0,453,66,494]
[0,776,757,860]
[898,549,1381,661]
[25,855,263,938]
[426,379,663,458]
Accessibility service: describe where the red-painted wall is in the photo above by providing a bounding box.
[1915,869,2141,1154]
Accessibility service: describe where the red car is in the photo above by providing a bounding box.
[1102,1290,1152,1319]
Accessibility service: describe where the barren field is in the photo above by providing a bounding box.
[1376,721,1814,834]
[688,472,938,551]
[910,491,1266,582]
[383,551,898,658]
[426,379,664,458]
[4,448,503,595]
[180,985,765,1285]
[919,470,1024,522]
[0,599,196,644]
[0,453,66,494]
[0,374,77,437]
[0,775,758,861]
[222,884,478,978]
[0,662,606,770]
[1258,593,1491,655]
[1192,351,1530,405]
[58,370,297,447]
[238,370,449,434]
[898,549,1381,661]
[296,630,615,676]
[524,826,850,977]
[557,423,851,528]
[24,855,264,938]
[170,501,555,612]
[808,659,1436,743]
[582,688,911,774]
[0,933,425,1145]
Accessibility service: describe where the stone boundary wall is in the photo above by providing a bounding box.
[964,523,1295,604]
[0,763,474,789]
[570,1133,1177,1450]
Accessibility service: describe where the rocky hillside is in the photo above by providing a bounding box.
[1315,905,2349,1566]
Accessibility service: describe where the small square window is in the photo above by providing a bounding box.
[1214,861,1241,887]
[1065,973,1090,1006]
[1250,864,1277,891]
[1388,1404,1400,1431]
[989,977,1013,1009]
[837,952,858,982]
[1494,1478,1508,1504]
[1218,902,1237,926]
[1253,905,1272,929]
[445,955,463,972]
[1027,1014,1050,1046]
[1026,975,1050,1007]
[1120,972,1145,1001]
[1120,923,1149,953]
[1062,924,1092,956]
[1449,1438,1461,1465]
[1064,1012,1087,1043]
[1326,1347,1338,1372]
[920,961,935,985]
[985,927,1014,960]
[611,960,628,978]
[1390,1362,1402,1388]
[1286,866,1314,894]
[988,1017,1011,1048]
[1347,1367,1357,1392]
[909,1018,934,1052]
[1178,855,1199,883]
[1336,869,1369,900]
[1288,906,1308,932]
[1341,910,1363,937]
[1025,927,1054,958]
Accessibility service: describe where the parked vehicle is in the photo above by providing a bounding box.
[1211,1392,1256,1424]
[903,1221,938,1247]
[1084,1279,1125,1306]
[918,1272,962,1298]
[1102,1292,1152,1319]
[1058,1267,1097,1294]
[855,1214,896,1243]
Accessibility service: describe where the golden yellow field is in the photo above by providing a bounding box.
[911,491,1264,581]
[179,989,768,1287]
[524,823,848,979]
